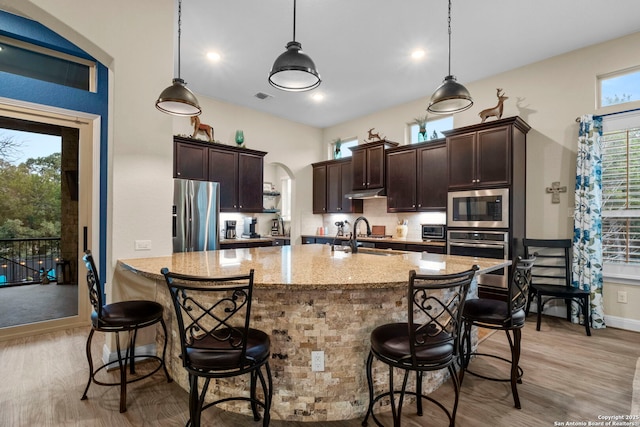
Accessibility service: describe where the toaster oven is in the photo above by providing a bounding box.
[421,224,446,241]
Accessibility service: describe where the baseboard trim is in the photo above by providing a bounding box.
[604,315,640,333]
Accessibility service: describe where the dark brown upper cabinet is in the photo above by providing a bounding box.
[444,117,530,191]
[386,140,447,212]
[174,136,266,213]
[312,158,363,214]
[350,140,398,190]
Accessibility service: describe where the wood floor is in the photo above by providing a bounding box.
[1,316,638,426]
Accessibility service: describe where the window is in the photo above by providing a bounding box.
[598,67,640,108]
[410,116,453,144]
[601,110,640,280]
[332,138,358,159]
[280,177,292,221]
[0,35,96,92]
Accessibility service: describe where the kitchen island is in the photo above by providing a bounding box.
[117,245,509,422]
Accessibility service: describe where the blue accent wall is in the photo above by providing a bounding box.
[0,10,109,283]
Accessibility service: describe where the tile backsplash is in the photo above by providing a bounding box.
[302,198,445,240]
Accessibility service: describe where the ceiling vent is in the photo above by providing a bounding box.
[254,92,272,100]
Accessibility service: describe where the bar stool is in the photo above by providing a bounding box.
[81,251,172,412]
[459,255,536,409]
[161,268,272,427]
[362,266,478,427]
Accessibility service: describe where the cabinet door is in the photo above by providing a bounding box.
[312,165,327,214]
[386,149,416,212]
[326,162,342,212]
[339,162,362,213]
[175,142,208,180]
[237,152,264,212]
[367,145,386,188]
[417,143,447,210]
[209,148,238,211]
[448,132,476,190]
[351,149,367,190]
[476,126,510,187]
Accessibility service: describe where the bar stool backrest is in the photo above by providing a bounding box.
[82,251,104,317]
[161,268,255,369]
[407,266,478,367]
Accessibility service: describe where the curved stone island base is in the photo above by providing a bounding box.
[118,245,506,422]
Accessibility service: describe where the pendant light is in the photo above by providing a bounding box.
[268,0,321,92]
[427,0,473,114]
[156,0,201,117]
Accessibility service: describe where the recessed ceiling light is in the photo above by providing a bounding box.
[312,93,324,102]
[411,49,425,60]
[206,51,221,62]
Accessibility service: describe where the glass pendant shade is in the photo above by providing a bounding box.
[269,41,321,92]
[427,75,473,114]
[156,78,202,116]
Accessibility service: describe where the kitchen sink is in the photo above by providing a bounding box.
[333,246,404,256]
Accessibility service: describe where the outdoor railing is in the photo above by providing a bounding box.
[0,237,61,286]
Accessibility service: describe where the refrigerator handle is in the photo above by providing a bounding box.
[172,209,177,238]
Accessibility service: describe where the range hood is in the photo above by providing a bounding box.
[344,188,387,199]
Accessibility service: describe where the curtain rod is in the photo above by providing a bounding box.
[575,107,640,123]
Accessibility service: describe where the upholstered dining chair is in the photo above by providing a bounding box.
[362,266,478,427]
[81,250,171,412]
[523,238,591,336]
[459,255,536,409]
[161,268,272,427]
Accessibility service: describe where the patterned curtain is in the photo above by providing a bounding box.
[572,114,605,329]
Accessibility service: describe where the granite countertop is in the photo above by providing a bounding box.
[302,234,446,247]
[119,245,508,291]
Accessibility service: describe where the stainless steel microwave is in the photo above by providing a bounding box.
[447,188,509,228]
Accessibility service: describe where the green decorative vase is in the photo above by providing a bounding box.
[235,130,244,147]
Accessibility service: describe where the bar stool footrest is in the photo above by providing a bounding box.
[465,351,523,383]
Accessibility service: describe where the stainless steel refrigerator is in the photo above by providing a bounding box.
[173,179,220,252]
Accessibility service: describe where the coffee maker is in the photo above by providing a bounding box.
[242,217,260,238]
[224,220,237,239]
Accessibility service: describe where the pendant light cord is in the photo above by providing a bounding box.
[447,0,452,76]
[292,0,297,42]
[177,0,182,79]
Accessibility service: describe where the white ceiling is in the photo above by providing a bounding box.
[179,0,640,128]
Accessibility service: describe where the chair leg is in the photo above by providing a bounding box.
[256,362,272,427]
[250,369,260,421]
[188,374,203,427]
[116,331,129,413]
[448,363,461,427]
[362,351,375,427]
[81,328,96,401]
[583,296,592,336]
[536,295,543,331]
[388,364,399,427]
[510,329,522,409]
[416,371,423,416]
[459,321,472,386]
[159,318,173,382]
[395,369,410,427]
[129,328,137,374]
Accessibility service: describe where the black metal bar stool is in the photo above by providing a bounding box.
[81,250,172,412]
[459,255,535,409]
[161,268,272,427]
[362,266,478,427]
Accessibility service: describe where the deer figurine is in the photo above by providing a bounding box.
[478,89,509,123]
[367,128,383,141]
[190,116,214,142]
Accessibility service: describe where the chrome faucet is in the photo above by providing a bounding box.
[349,216,371,253]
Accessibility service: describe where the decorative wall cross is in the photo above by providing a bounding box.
[546,181,567,203]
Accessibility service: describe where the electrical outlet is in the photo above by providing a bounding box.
[311,351,324,372]
[617,290,628,304]
[134,240,152,251]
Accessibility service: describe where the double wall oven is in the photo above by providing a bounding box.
[447,188,510,289]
